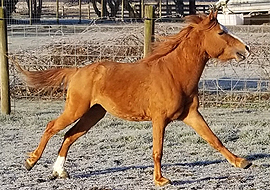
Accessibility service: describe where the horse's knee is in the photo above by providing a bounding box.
[153,151,162,162]
[44,120,56,133]
[45,119,67,136]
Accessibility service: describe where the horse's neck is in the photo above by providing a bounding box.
[163,39,209,91]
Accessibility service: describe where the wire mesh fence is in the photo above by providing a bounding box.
[2,0,270,26]
[5,0,211,24]
[6,22,270,109]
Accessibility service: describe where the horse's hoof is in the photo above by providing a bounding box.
[233,157,252,169]
[154,177,171,187]
[49,170,70,180]
[48,172,58,181]
[59,169,70,179]
[240,160,252,169]
[24,159,34,171]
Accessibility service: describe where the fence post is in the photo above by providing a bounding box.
[189,0,196,15]
[144,5,154,58]
[121,0,124,20]
[101,0,105,18]
[56,0,59,24]
[159,0,162,18]
[78,0,82,23]
[140,0,144,18]
[62,6,65,18]
[0,7,10,115]
[88,3,91,19]
[29,0,32,25]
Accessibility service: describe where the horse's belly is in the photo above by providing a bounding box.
[98,98,151,121]
[109,105,151,121]
[114,112,151,121]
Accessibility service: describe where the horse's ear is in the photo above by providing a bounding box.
[208,10,214,20]
[208,9,218,21]
[214,10,218,18]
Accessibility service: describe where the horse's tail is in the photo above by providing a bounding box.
[13,59,78,92]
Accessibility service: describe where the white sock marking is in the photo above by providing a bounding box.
[53,156,66,174]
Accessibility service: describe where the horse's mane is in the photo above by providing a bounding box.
[140,14,208,64]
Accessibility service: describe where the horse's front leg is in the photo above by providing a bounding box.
[181,97,252,169]
[152,118,171,186]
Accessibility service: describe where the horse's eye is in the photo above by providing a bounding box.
[218,31,225,35]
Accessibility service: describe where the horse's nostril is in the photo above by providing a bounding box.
[245,45,250,52]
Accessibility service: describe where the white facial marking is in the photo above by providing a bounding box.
[53,156,66,174]
[220,23,246,44]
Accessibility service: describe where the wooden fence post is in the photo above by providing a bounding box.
[101,0,105,18]
[79,0,82,23]
[56,0,59,24]
[159,0,162,18]
[29,0,32,25]
[144,5,154,58]
[121,0,124,20]
[140,0,144,18]
[189,0,196,15]
[88,3,91,19]
[0,7,10,115]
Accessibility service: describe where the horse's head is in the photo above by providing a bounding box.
[195,11,250,62]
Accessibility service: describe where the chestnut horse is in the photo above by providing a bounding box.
[17,11,251,186]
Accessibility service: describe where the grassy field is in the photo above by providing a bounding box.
[0,100,269,189]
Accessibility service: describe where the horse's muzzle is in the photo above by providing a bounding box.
[236,45,250,62]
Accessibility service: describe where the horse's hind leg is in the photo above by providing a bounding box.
[52,104,106,179]
[25,99,90,171]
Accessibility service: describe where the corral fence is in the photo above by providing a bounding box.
[3,0,269,25]
[4,0,209,24]
[0,9,270,113]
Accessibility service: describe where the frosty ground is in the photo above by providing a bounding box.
[0,100,269,190]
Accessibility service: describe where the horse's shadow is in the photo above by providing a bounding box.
[171,153,270,185]
[73,159,223,179]
[72,153,270,185]
[246,153,270,161]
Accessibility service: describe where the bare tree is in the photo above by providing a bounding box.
[92,0,139,18]
[174,0,184,16]
[27,0,42,21]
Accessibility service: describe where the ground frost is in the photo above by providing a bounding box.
[0,100,269,189]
